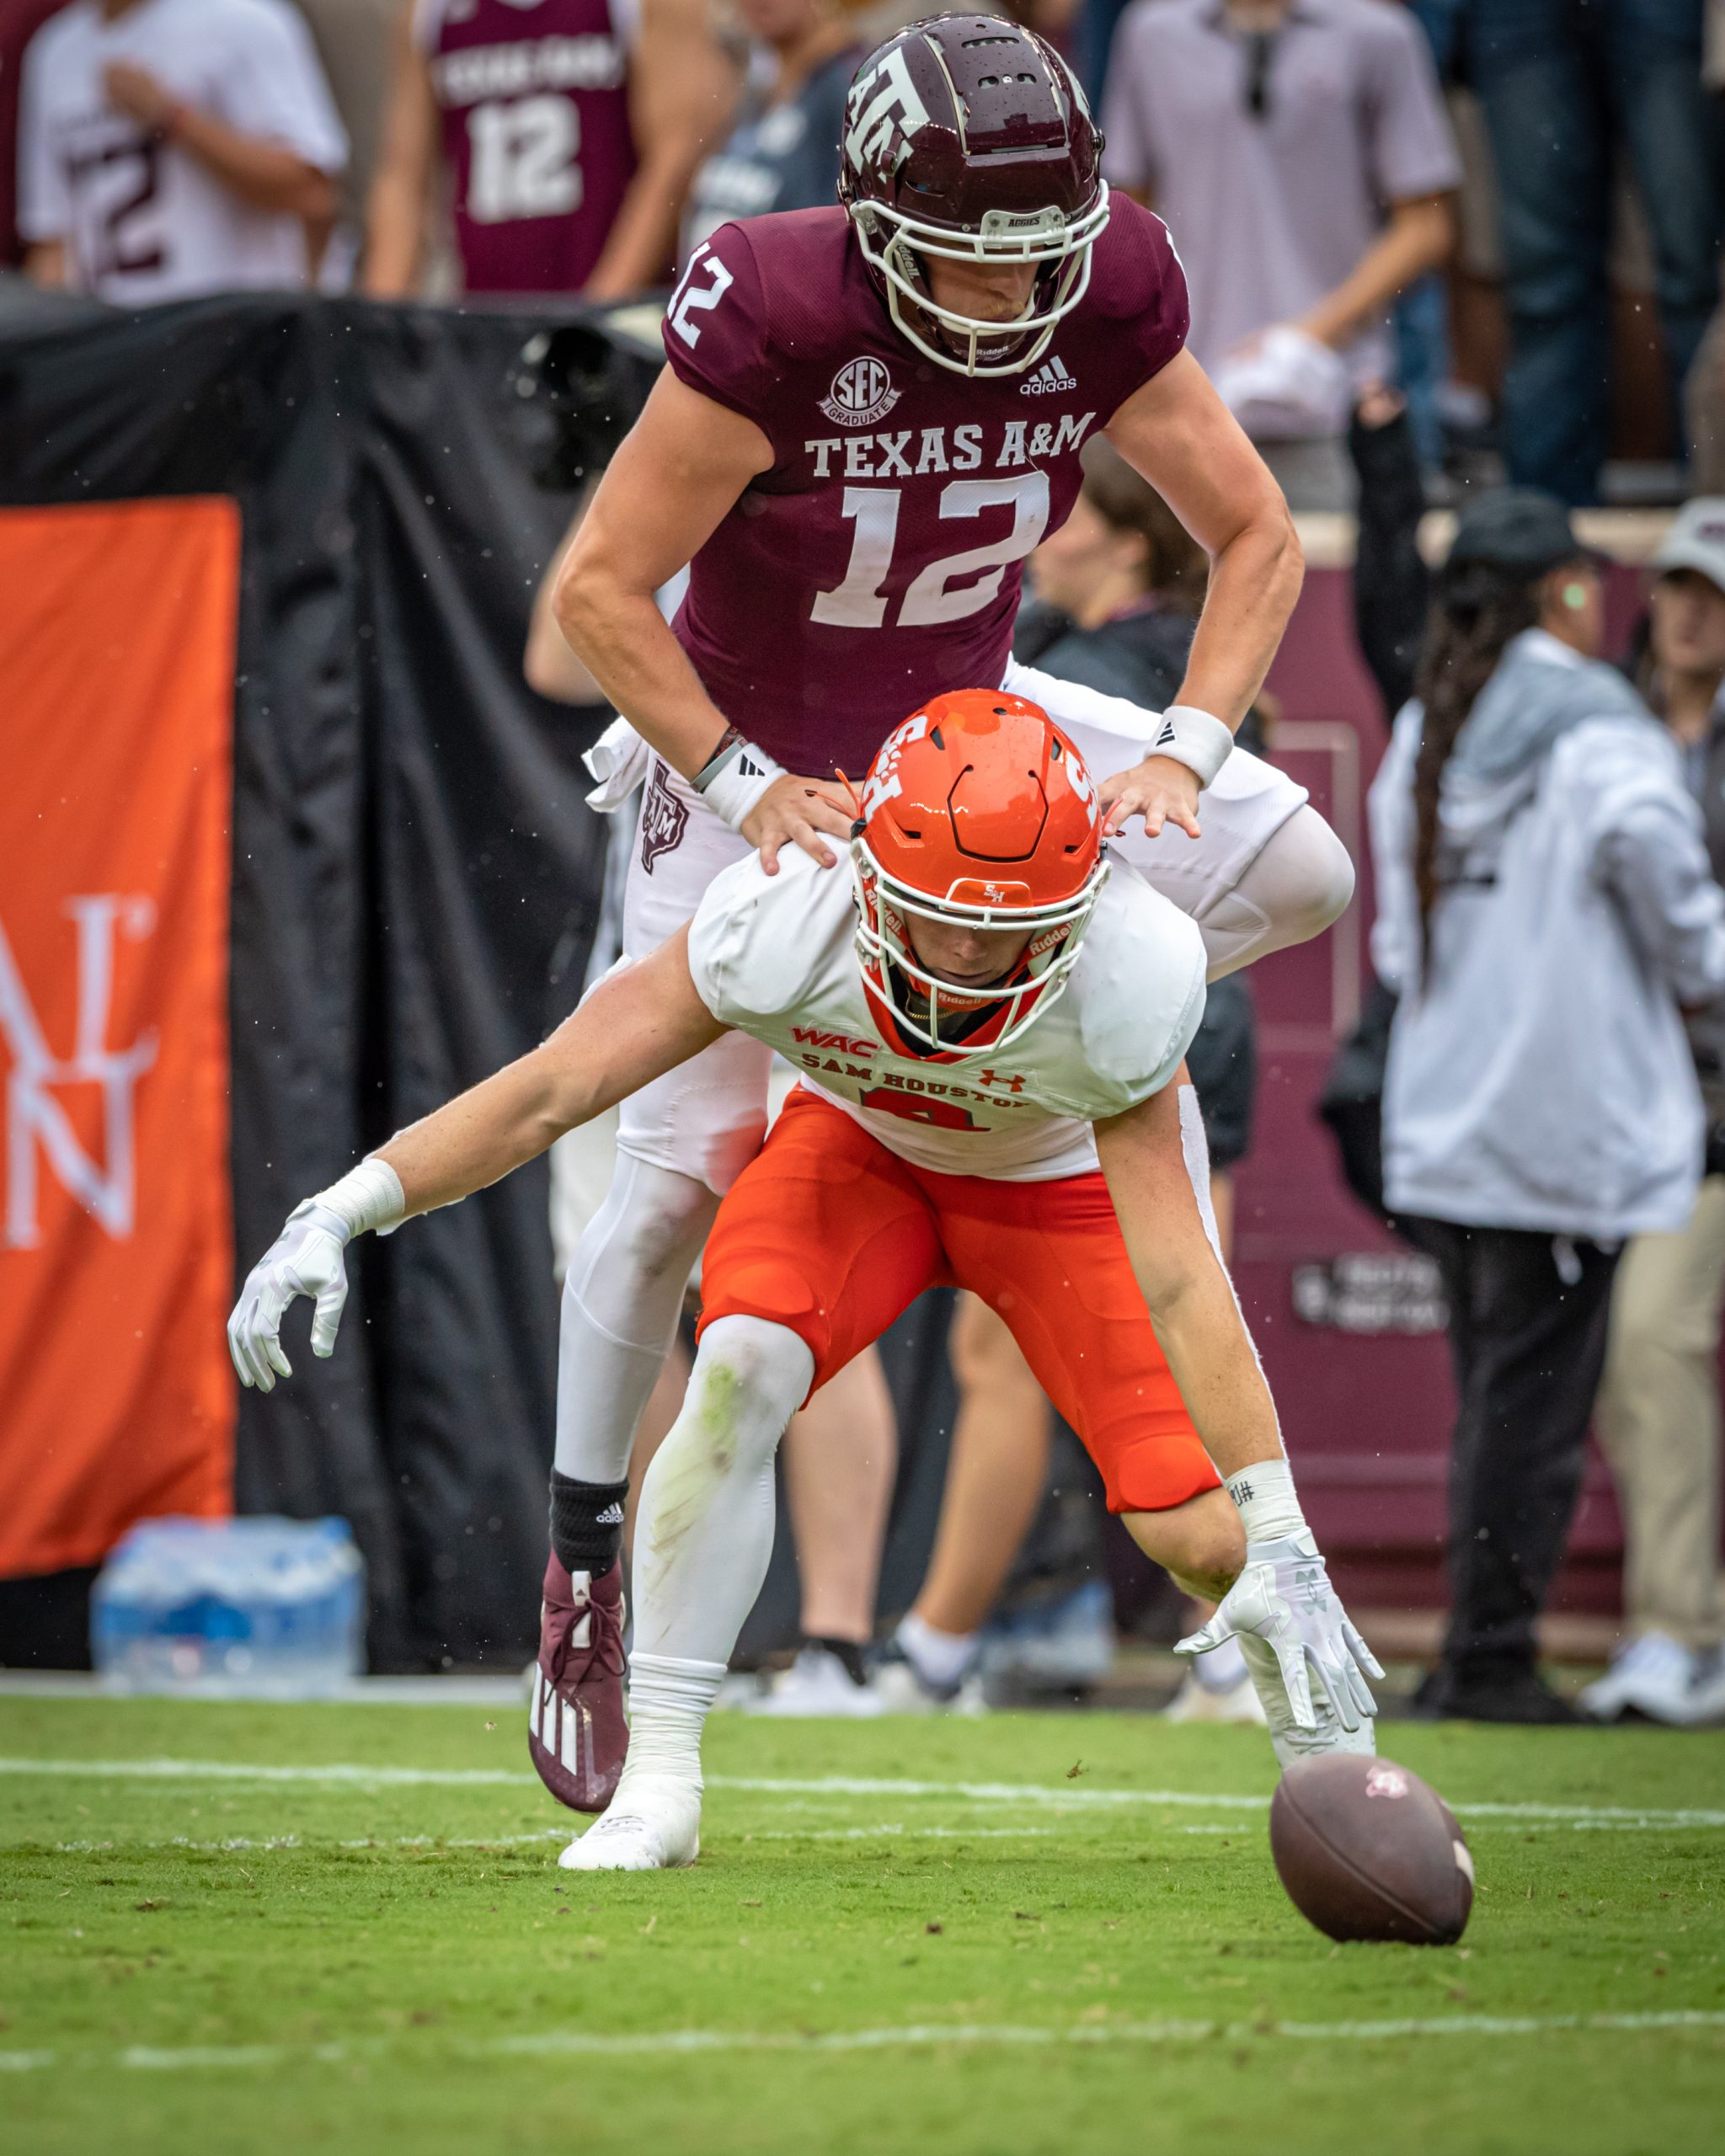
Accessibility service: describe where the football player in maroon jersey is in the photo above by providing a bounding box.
[530,13,1357,1811]
[364,0,729,298]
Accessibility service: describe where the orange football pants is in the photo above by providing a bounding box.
[697,1087,1220,1515]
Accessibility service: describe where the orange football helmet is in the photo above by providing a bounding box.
[850,688,1108,1059]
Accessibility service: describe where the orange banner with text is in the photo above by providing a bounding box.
[0,498,238,1577]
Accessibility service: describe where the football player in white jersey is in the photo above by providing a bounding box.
[230,691,1381,1870]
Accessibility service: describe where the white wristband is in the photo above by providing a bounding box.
[1224,1458,1308,1545]
[1151,704,1235,789]
[697,735,786,833]
[302,1156,406,1240]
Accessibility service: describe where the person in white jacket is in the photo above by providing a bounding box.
[1370,488,1725,1725]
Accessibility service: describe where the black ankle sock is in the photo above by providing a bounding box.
[549,1470,629,1573]
[804,1636,869,1688]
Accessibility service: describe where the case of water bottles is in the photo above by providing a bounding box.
[91,1516,366,1697]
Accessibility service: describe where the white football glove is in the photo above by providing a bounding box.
[227,1200,352,1392]
[1177,1534,1385,1767]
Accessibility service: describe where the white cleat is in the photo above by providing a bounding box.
[1163,1668,1268,1726]
[558,1775,702,1872]
[1580,1631,1700,1725]
[745,1645,884,1718]
[868,1655,988,1716]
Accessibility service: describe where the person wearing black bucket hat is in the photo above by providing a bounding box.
[1368,489,1725,1724]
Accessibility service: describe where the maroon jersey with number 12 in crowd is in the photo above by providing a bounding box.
[661,196,1189,781]
[414,0,637,293]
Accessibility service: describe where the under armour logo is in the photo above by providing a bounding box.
[1294,1564,1329,1614]
[0,897,158,1248]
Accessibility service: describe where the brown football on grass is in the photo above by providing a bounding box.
[1269,1754,1475,1945]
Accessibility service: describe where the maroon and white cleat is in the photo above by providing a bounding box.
[527,1553,628,1813]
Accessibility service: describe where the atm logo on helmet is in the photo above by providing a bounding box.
[843,45,930,175]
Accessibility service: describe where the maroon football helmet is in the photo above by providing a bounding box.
[837,13,1108,378]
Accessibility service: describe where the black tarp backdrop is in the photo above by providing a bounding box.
[0,293,1105,1673]
[0,295,608,1667]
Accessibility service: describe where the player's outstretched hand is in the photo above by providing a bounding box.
[227,1201,352,1392]
[1098,753,1203,842]
[743,774,858,876]
[1177,1534,1383,1734]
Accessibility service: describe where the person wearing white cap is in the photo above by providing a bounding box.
[1587,499,1725,1726]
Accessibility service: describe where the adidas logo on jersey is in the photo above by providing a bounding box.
[1021,355,1076,396]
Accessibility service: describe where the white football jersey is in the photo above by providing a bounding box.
[18,0,348,305]
[687,848,1207,1182]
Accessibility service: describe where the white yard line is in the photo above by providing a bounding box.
[1,2009,1722,2075]
[3,1757,1723,1830]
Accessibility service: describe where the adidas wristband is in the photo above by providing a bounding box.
[696,732,786,833]
[1151,705,1236,789]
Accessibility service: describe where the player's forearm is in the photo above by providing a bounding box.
[172,110,337,220]
[1172,501,1302,730]
[1135,1262,1285,1481]
[553,559,730,777]
[1097,1088,1284,1479]
[376,1047,586,1219]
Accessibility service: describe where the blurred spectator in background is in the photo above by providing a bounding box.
[18,0,346,302]
[681,0,857,259]
[1371,488,1725,1723]
[364,0,729,300]
[292,0,398,280]
[1099,0,1458,509]
[865,447,1267,1721]
[1470,0,1722,505]
[2,2,68,273]
[1586,499,1725,1725]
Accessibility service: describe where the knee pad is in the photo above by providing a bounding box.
[1204,807,1355,975]
[675,1315,815,1478]
[1284,809,1357,939]
[573,1155,718,1297]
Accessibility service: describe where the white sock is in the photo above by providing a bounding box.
[898,1611,980,1689]
[620,1653,726,1790]
[630,1315,815,1665]
[1193,1631,1249,1690]
[553,1155,717,1482]
[1225,1458,1309,1545]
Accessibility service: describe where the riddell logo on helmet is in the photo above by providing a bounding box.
[820,356,901,430]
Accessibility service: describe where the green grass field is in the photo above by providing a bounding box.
[2,1695,1722,2154]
